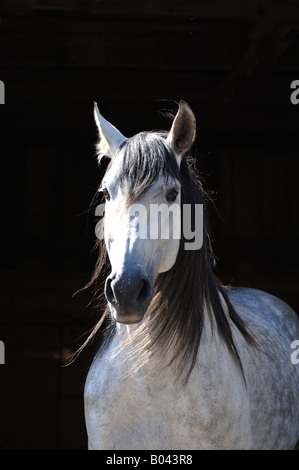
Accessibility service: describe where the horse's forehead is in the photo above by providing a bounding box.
[104,148,179,189]
[142,175,181,197]
[105,169,180,203]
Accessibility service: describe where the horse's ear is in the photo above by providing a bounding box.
[167,100,196,166]
[94,102,126,163]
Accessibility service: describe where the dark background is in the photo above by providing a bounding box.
[0,0,298,450]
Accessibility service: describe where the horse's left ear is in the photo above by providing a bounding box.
[94,102,126,163]
[167,100,196,166]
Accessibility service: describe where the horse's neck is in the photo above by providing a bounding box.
[112,302,226,382]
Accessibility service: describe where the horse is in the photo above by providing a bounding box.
[84,100,299,450]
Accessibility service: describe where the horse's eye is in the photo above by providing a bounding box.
[166,188,178,203]
[100,188,110,201]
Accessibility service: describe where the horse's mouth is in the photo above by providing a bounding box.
[115,317,143,325]
[108,301,151,325]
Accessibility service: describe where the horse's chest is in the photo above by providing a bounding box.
[85,361,187,449]
[84,346,250,450]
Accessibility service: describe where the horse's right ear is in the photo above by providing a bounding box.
[94,103,126,163]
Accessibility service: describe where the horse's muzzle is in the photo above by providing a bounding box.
[105,273,154,324]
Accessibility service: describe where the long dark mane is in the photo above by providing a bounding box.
[83,131,256,384]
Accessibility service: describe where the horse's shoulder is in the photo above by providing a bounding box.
[226,286,299,341]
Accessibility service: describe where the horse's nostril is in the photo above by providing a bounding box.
[137,278,151,304]
[105,277,115,304]
[105,274,152,309]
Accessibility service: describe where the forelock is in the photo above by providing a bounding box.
[117,131,180,202]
